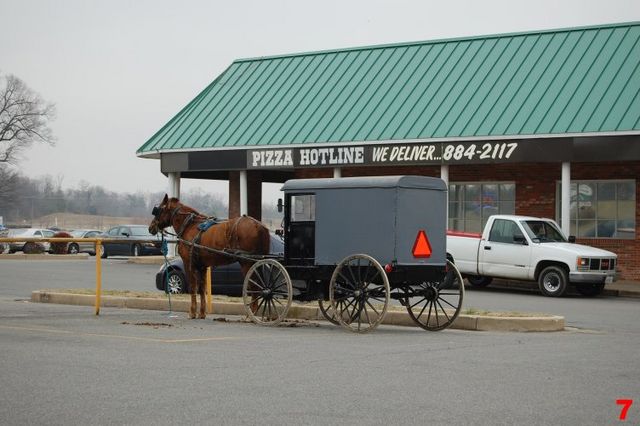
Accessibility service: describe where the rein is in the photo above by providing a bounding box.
[160,228,276,263]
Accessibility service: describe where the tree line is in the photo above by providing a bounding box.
[0,172,228,225]
[0,72,282,228]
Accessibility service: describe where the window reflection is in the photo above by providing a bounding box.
[557,180,636,239]
[448,182,516,233]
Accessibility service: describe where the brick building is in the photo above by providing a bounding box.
[137,22,640,279]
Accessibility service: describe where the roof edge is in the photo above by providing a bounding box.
[136,130,640,158]
[233,21,640,63]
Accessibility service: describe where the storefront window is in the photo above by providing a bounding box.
[449,182,515,233]
[556,180,635,239]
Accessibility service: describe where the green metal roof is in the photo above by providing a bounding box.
[138,22,640,157]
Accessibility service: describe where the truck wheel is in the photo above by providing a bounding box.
[467,275,493,288]
[575,283,605,297]
[538,266,568,297]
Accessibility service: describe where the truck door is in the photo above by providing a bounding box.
[479,218,531,279]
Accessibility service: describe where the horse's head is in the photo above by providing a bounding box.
[149,194,178,235]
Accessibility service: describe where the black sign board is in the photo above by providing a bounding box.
[246,138,572,169]
[172,136,637,172]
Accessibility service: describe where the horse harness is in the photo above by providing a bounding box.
[159,205,259,267]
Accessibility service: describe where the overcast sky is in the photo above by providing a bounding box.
[1,0,639,204]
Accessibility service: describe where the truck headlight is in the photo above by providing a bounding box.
[577,257,590,271]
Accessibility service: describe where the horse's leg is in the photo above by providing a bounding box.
[197,267,206,319]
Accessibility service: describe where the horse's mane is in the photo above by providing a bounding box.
[171,198,207,219]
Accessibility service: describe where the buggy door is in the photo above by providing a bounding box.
[285,194,315,265]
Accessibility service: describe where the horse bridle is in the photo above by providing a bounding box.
[152,204,199,238]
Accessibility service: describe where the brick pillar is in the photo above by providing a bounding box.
[228,171,262,220]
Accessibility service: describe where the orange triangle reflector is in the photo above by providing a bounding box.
[412,230,432,258]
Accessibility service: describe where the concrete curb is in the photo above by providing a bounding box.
[31,291,565,332]
[0,253,90,260]
[601,289,639,298]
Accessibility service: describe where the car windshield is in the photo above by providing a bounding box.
[130,227,151,237]
[521,220,567,243]
[8,229,28,236]
[70,230,86,237]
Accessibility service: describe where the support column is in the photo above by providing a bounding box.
[561,162,571,236]
[239,170,248,216]
[333,168,341,178]
[441,164,449,220]
[167,172,181,199]
[167,172,181,257]
[440,164,449,185]
[229,171,263,220]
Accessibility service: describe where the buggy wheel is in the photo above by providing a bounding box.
[329,254,390,333]
[318,299,341,325]
[242,259,292,326]
[405,260,465,331]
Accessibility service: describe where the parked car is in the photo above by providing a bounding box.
[447,215,617,297]
[100,225,162,258]
[0,226,8,253]
[68,229,103,255]
[7,228,55,253]
[156,233,284,295]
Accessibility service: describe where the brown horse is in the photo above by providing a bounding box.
[148,194,271,319]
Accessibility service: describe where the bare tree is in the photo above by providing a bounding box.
[0,72,55,165]
[0,165,18,204]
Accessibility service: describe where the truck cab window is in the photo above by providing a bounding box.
[522,220,566,242]
[488,219,524,244]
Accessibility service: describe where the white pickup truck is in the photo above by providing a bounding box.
[446,215,617,297]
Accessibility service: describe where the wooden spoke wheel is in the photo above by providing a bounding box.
[405,260,464,331]
[242,259,292,326]
[318,299,345,326]
[329,254,390,333]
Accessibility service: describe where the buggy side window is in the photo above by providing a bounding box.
[290,195,315,222]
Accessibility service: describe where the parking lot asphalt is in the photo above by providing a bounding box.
[1,296,638,425]
[1,257,639,425]
[3,254,640,333]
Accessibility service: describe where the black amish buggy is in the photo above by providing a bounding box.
[242,175,464,333]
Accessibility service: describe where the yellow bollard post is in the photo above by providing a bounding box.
[95,240,102,316]
[206,267,212,314]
